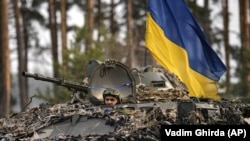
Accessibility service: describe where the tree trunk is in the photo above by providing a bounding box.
[14,0,28,110]
[193,0,197,18]
[110,0,115,34]
[203,0,212,43]
[0,0,11,117]
[126,0,134,68]
[239,0,250,97]
[85,0,94,52]
[20,1,28,84]
[97,0,102,42]
[48,0,59,78]
[222,0,231,95]
[61,0,67,72]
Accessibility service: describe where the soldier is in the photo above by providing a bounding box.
[103,88,121,105]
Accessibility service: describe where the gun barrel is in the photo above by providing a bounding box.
[22,71,89,93]
[22,71,60,83]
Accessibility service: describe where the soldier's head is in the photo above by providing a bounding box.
[103,88,121,105]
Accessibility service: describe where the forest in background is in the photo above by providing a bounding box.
[0,0,250,117]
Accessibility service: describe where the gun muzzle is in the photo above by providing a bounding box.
[22,71,35,77]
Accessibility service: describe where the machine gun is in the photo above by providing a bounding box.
[22,71,89,93]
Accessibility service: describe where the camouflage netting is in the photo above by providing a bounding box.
[1,60,250,141]
[0,98,250,141]
[0,102,162,140]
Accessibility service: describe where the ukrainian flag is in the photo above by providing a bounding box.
[146,0,227,99]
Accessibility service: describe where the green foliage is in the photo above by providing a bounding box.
[36,26,105,104]
[36,85,74,104]
[63,43,104,79]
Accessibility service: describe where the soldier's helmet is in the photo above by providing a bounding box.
[103,88,121,104]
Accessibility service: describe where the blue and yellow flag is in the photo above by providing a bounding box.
[146,0,227,99]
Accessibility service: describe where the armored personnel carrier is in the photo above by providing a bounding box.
[0,59,250,141]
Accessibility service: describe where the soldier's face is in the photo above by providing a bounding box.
[104,96,118,105]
